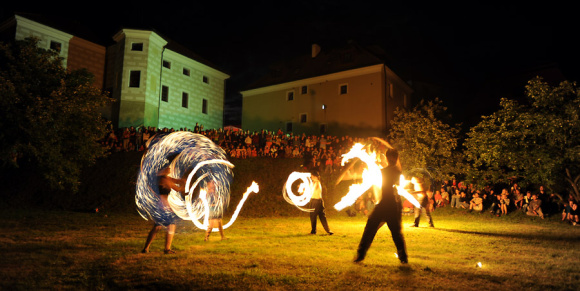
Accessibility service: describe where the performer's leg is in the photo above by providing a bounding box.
[142,224,162,253]
[413,207,421,227]
[310,200,319,234]
[205,220,213,241]
[425,207,434,227]
[355,210,384,262]
[164,224,176,254]
[386,213,407,263]
[318,200,332,234]
[218,219,227,240]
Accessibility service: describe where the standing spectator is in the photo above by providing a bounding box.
[121,127,130,151]
[136,126,143,151]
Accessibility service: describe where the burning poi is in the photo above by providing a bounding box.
[334,139,421,211]
[135,131,258,232]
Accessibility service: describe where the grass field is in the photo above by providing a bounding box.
[1,206,578,290]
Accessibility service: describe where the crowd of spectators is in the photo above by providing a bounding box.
[101,124,579,226]
[101,124,382,175]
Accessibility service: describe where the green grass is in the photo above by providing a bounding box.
[1,207,578,290]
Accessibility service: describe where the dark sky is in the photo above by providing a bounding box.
[3,1,578,127]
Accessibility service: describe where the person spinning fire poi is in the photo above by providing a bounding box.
[204,180,228,241]
[309,171,334,235]
[142,165,187,254]
[354,148,408,264]
[410,177,434,228]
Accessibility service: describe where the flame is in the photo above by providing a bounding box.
[396,175,422,208]
[283,172,315,212]
[334,143,382,211]
[333,142,422,210]
[190,181,259,231]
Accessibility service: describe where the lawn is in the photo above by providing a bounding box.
[0,207,578,290]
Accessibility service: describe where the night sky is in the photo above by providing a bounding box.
[3,1,578,128]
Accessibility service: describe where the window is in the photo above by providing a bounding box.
[163,60,171,69]
[161,85,169,102]
[287,91,294,101]
[202,99,208,114]
[286,122,293,132]
[183,68,190,76]
[320,124,327,134]
[203,76,209,84]
[389,83,394,98]
[131,43,143,51]
[301,85,308,95]
[182,92,189,108]
[300,113,307,123]
[50,40,61,53]
[339,84,348,95]
[129,71,141,88]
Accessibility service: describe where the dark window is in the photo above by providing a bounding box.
[129,71,141,88]
[202,99,208,114]
[131,43,143,51]
[203,76,209,84]
[161,85,169,102]
[300,113,307,123]
[287,91,294,101]
[301,85,308,95]
[163,60,171,69]
[320,124,327,134]
[340,84,348,95]
[50,41,61,53]
[183,68,190,76]
[182,92,189,108]
[286,122,293,132]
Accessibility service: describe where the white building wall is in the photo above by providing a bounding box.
[13,16,72,67]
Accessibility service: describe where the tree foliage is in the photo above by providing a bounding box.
[388,98,461,181]
[0,38,113,192]
[464,77,580,197]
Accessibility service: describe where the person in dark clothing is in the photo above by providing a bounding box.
[354,148,408,264]
[410,177,434,227]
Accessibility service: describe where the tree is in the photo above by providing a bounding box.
[0,38,113,192]
[388,98,462,182]
[464,77,580,198]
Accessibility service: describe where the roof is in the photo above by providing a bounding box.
[244,41,403,90]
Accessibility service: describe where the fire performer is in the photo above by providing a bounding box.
[410,177,435,228]
[142,166,186,254]
[354,148,408,264]
[309,171,334,235]
[204,180,228,241]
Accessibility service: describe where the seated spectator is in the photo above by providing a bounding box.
[513,189,524,210]
[500,189,510,215]
[562,196,579,226]
[522,191,533,213]
[434,190,444,207]
[458,191,469,209]
[450,189,461,208]
[469,193,483,212]
[440,188,450,206]
[526,194,544,219]
[489,192,502,216]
